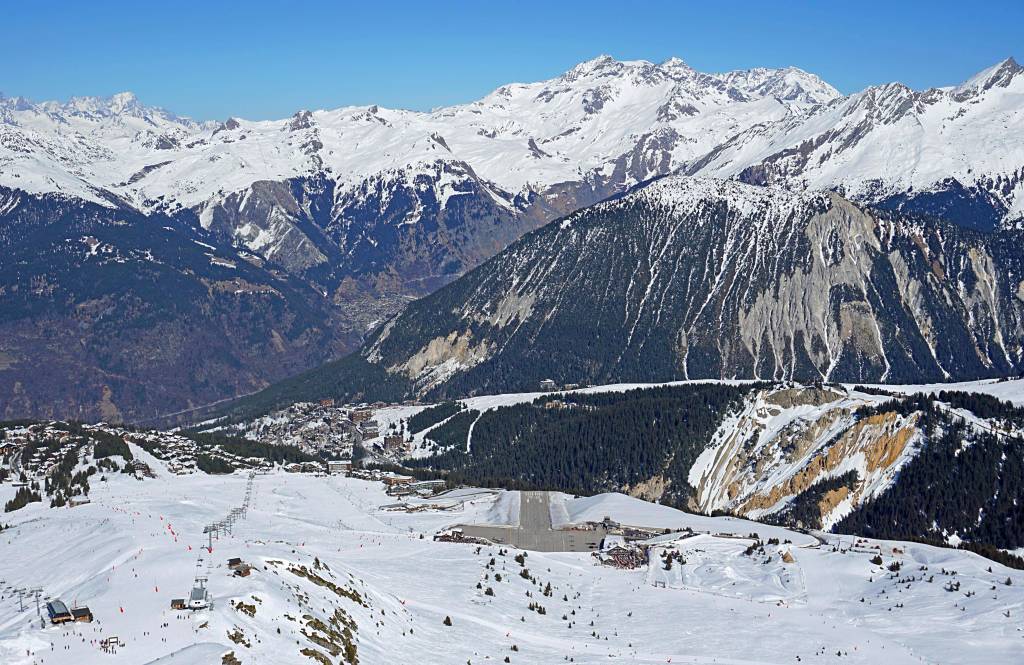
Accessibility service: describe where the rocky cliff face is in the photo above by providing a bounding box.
[690,383,1024,551]
[359,177,1024,396]
[688,385,920,526]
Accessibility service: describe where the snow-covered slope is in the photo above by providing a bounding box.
[0,464,1020,665]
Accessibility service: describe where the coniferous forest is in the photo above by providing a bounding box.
[409,384,754,507]
[403,386,1024,561]
[838,393,1024,553]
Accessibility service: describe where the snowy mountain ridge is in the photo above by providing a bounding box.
[689,57,1024,229]
[0,55,838,214]
[1,56,1019,228]
[3,54,1020,293]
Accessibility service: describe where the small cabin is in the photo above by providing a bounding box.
[71,606,93,623]
[227,557,243,569]
[170,598,187,610]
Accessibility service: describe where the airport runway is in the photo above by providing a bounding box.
[457,491,606,552]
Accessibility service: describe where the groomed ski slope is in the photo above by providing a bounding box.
[0,445,1020,664]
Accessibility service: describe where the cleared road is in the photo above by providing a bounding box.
[457,491,605,552]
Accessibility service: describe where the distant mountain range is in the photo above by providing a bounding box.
[2,55,1022,421]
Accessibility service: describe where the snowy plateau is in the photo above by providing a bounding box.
[0,456,1021,665]
[1,379,1023,664]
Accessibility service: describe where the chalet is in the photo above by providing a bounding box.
[0,442,19,456]
[383,435,405,452]
[596,545,646,569]
[349,409,373,424]
[170,598,187,610]
[381,474,414,487]
[71,606,93,623]
[128,460,156,478]
[539,379,558,391]
[227,557,243,569]
[284,462,323,474]
[327,460,352,475]
[319,398,335,408]
[46,600,73,624]
[233,564,253,577]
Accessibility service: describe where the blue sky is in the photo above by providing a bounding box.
[4,0,1021,120]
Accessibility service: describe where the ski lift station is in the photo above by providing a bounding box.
[188,584,210,610]
[46,600,72,625]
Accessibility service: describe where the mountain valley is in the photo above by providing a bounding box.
[3,55,1023,419]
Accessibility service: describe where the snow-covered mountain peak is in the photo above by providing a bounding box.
[561,54,627,81]
[43,91,152,119]
[561,55,709,89]
[1,90,208,133]
[106,91,143,114]
[0,94,35,113]
[954,56,1023,99]
[686,55,1024,227]
[717,66,842,105]
[659,56,692,70]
